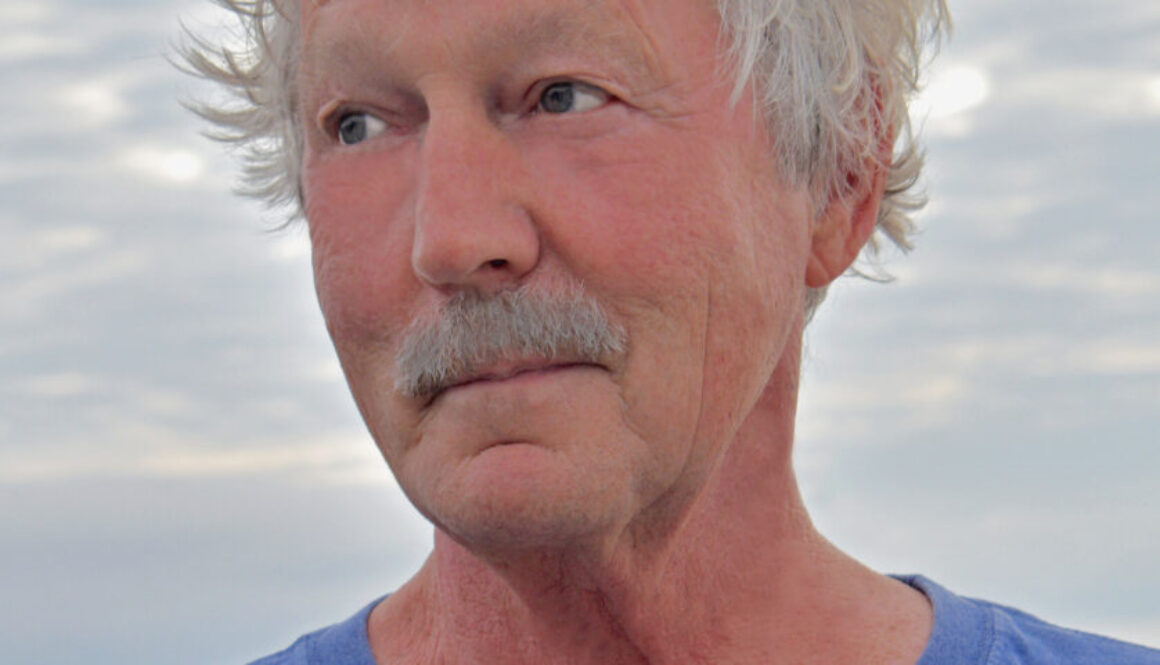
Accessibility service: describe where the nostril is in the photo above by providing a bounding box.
[487,259,509,269]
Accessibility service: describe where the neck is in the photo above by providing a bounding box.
[369,335,931,665]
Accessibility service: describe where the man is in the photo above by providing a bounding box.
[184,0,1160,663]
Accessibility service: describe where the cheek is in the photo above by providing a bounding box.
[523,124,802,320]
[303,152,420,342]
[524,133,726,302]
[303,155,433,459]
[523,120,811,435]
[519,128,787,446]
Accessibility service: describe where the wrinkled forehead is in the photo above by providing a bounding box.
[297,0,720,81]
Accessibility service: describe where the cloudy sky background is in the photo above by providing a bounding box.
[2,0,1157,662]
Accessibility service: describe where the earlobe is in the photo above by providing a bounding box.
[804,165,887,288]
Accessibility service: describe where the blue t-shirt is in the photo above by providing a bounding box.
[249,576,1160,664]
[249,595,381,665]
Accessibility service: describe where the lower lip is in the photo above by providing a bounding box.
[439,363,596,399]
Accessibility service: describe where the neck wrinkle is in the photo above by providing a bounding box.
[398,335,831,665]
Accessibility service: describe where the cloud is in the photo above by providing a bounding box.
[929,334,1160,378]
[118,144,207,185]
[803,371,969,416]
[1085,618,1160,654]
[58,79,133,128]
[1011,264,1160,299]
[0,1,81,63]
[0,427,387,486]
[796,358,976,446]
[0,0,56,23]
[2,245,148,321]
[1002,68,1160,120]
[33,225,107,253]
[137,434,386,483]
[1064,340,1160,377]
[799,320,1160,456]
[0,33,85,63]
[912,63,993,137]
[0,222,107,270]
[18,372,103,398]
[267,228,312,263]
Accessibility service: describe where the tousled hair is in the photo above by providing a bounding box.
[716,0,949,312]
[179,0,949,313]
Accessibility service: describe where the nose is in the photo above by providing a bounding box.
[411,109,540,293]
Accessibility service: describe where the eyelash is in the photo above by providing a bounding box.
[331,110,388,146]
[323,79,614,145]
[543,81,612,116]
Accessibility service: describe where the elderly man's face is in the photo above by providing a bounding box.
[298,0,815,550]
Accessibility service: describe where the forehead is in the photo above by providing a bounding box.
[299,0,719,82]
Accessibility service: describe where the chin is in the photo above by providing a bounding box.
[414,442,639,556]
[380,372,657,554]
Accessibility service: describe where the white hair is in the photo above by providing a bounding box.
[715,0,949,312]
[179,0,302,212]
[179,0,949,312]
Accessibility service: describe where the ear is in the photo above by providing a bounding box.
[806,78,894,289]
[803,155,888,288]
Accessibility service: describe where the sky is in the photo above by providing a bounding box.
[1,0,1157,662]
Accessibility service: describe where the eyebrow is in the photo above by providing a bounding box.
[485,7,659,81]
[300,4,661,90]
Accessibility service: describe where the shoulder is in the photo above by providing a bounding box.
[246,597,386,665]
[897,575,1160,665]
[247,634,311,665]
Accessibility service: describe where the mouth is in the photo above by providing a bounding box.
[424,361,600,406]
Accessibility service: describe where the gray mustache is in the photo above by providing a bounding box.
[394,283,627,399]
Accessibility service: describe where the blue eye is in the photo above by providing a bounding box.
[538,82,609,114]
[336,112,388,145]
